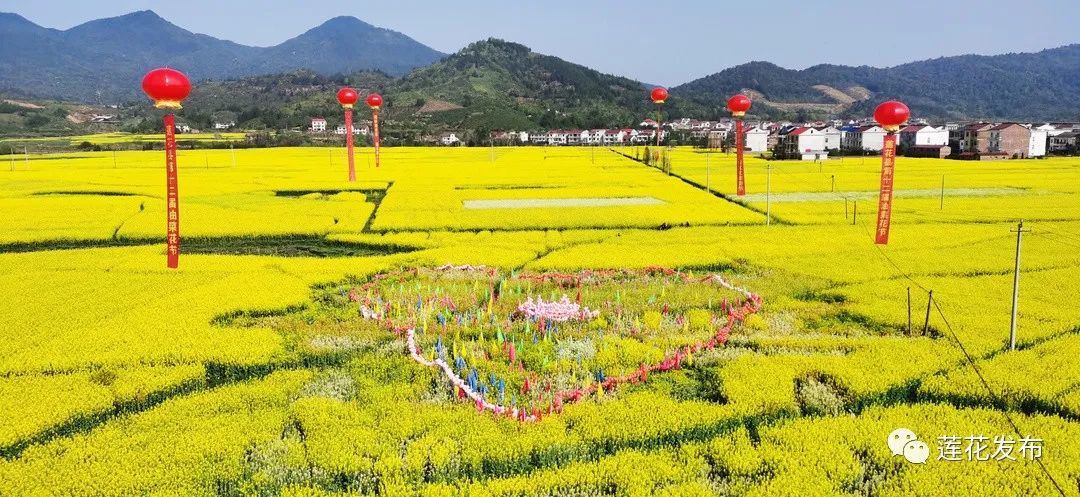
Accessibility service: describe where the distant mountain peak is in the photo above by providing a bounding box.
[317,15,375,29]
[0,10,445,102]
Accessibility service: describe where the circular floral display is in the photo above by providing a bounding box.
[346,265,762,421]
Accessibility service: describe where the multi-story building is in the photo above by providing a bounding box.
[986,123,1031,158]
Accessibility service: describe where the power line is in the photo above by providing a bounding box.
[931,298,1068,497]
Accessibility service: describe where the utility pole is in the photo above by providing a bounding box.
[907,287,912,335]
[923,290,934,335]
[705,149,711,191]
[940,175,945,210]
[1009,220,1029,350]
[831,174,835,192]
[852,200,857,225]
[766,164,772,225]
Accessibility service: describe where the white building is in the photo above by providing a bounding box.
[335,125,365,135]
[603,129,629,145]
[744,126,769,152]
[817,126,842,150]
[900,125,948,148]
[566,130,583,145]
[518,131,530,143]
[1028,127,1047,157]
[531,131,549,144]
[587,129,606,144]
[548,130,569,145]
[213,121,235,130]
[440,132,461,146]
[859,125,888,151]
[630,129,658,144]
[918,125,949,146]
[777,127,827,159]
[310,117,327,133]
[840,126,861,150]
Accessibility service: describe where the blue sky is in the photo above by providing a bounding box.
[2,0,1078,86]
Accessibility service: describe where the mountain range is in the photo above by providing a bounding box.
[0,10,444,103]
[673,45,1080,121]
[1,10,1078,130]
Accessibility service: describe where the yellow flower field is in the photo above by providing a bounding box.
[0,145,1078,495]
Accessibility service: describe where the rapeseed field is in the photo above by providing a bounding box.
[1,145,1077,495]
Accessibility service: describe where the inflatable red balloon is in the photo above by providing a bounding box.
[874,101,910,131]
[650,87,668,105]
[141,68,191,109]
[726,94,752,116]
[366,93,383,110]
[337,87,358,108]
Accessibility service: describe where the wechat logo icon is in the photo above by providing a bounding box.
[889,428,929,464]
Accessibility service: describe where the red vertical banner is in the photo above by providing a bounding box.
[164,113,180,269]
[736,118,745,196]
[875,133,897,245]
[372,109,381,168]
[655,107,662,147]
[345,109,356,181]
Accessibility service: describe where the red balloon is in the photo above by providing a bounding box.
[650,87,668,104]
[366,93,383,109]
[337,87,359,107]
[727,94,752,114]
[874,100,910,128]
[141,68,191,109]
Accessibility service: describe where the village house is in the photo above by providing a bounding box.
[950,123,992,155]
[986,123,1031,158]
[1048,132,1077,153]
[439,132,461,146]
[213,121,236,130]
[603,129,629,145]
[334,125,366,135]
[630,129,661,144]
[310,117,327,133]
[775,127,828,160]
[851,125,888,151]
[815,126,842,150]
[548,130,569,145]
[704,129,729,149]
[1027,126,1047,157]
[531,131,550,145]
[587,129,607,145]
[840,125,862,150]
[899,125,948,148]
[745,126,769,152]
